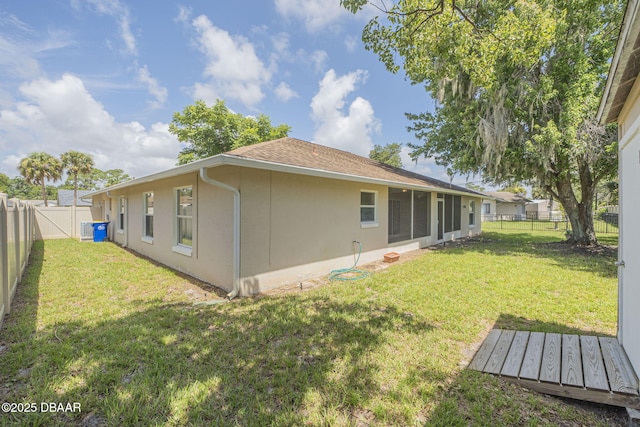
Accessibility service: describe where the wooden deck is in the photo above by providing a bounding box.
[469,329,640,409]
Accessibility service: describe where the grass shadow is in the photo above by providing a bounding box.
[0,232,622,426]
[491,313,617,337]
[0,291,435,425]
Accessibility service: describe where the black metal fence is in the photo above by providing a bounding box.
[481,213,619,234]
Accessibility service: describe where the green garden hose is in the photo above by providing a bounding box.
[329,241,370,281]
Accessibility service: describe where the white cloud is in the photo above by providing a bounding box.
[344,35,358,52]
[190,15,271,108]
[274,0,351,32]
[309,50,328,73]
[0,36,41,80]
[0,74,180,178]
[271,32,290,57]
[136,65,167,109]
[73,0,168,107]
[270,31,327,74]
[175,5,192,25]
[77,0,137,55]
[274,82,298,102]
[310,69,380,156]
[0,12,33,34]
[0,14,73,81]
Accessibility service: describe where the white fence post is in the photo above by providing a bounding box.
[0,197,7,323]
[0,197,35,323]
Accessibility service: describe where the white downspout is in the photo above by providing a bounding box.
[199,167,240,300]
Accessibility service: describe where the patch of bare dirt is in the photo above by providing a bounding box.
[539,241,617,257]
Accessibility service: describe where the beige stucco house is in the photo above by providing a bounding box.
[88,138,483,297]
[481,191,530,221]
[525,199,562,220]
[598,0,640,384]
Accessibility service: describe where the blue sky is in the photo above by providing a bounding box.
[0,0,468,185]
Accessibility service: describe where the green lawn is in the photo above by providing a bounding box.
[0,231,625,426]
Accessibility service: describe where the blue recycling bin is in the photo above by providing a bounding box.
[92,222,109,242]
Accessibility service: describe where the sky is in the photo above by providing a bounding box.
[0,0,469,186]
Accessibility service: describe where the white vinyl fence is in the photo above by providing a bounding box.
[0,195,35,328]
[34,206,101,240]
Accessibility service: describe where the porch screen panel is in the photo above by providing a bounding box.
[388,188,411,243]
[444,194,453,232]
[453,196,461,231]
[413,191,431,238]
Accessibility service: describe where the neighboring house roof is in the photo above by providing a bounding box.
[57,189,93,206]
[598,0,640,123]
[482,191,531,204]
[88,137,483,198]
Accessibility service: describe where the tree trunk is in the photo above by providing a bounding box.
[73,173,78,208]
[555,177,597,246]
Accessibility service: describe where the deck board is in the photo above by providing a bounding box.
[485,329,515,374]
[561,334,584,387]
[501,331,529,378]
[469,329,640,409]
[600,337,639,395]
[469,329,502,371]
[580,335,609,391]
[539,333,561,384]
[519,331,545,380]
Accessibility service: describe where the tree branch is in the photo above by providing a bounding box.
[368,0,502,42]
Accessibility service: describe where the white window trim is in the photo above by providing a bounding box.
[142,191,154,242]
[172,244,192,257]
[174,186,193,255]
[360,190,378,228]
[469,200,476,228]
[117,197,126,232]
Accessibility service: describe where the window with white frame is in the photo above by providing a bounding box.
[143,192,154,239]
[176,187,193,248]
[118,198,125,231]
[469,200,476,226]
[360,191,377,226]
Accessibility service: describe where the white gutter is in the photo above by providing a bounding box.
[199,167,240,300]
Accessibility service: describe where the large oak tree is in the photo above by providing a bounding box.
[344,0,623,245]
[169,99,291,165]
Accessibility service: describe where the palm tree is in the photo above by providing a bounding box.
[18,152,63,206]
[61,151,94,207]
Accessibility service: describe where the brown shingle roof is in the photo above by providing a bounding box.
[87,137,484,197]
[226,137,475,194]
